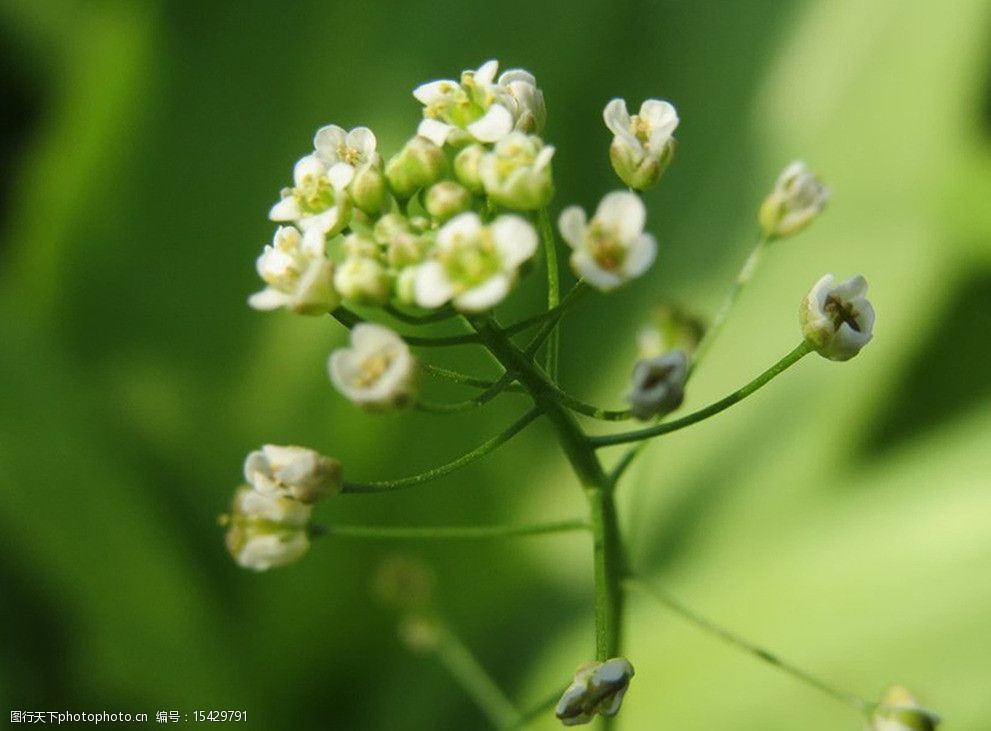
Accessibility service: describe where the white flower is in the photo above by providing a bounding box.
[800,274,875,361]
[313,125,379,176]
[558,191,657,291]
[249,225,339,314]
[414,212,538,312]
[413,60,543,146]
[603,98,678,190]
[626,350,688,420]
[555,658,635,726]
[223,486,312,571]
[269,154,353,251]
[328,323,416,409]
[479,132,555,210]
[869,686,940,731]
[497,68,546,134]
[759,161,829,239]
[243,445,342,504]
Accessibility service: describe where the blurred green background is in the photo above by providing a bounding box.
[2,0,990,728]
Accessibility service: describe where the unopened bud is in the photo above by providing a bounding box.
[385,136,447,199]
[350,163,390,216]
[555,658,635,726]
[425,181,472,222]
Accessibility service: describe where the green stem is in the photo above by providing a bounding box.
[421,363,524,392]
[413,376,523,413]
[523,281,589,357]
[385,303,457,325]
[433,624,524,729]
[342,408,541,493]
[313,519,589,541]
[470,317,625,662]
[538,208,561,379]
[690,232,769,374]
[590,342,813,448]
[545,385,632,422]
[624,579,873,715]
[332,307,482,347]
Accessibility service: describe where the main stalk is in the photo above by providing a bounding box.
[471,318,626,661]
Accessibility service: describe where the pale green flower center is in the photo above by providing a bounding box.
[443,230,500,287]
[355,352,393,388]
[293,173,337,215]
[630,115,652,145]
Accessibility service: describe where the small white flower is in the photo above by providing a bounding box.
[249,225,339,315]
[223,486,312,571]
[328,323,416,409]
[869,686,940,731]
[759,161,829,239]
[800,274,875,361]
[558,191,657,291]
[313,125,379,176]
[479,132,555,210]
[497,68,546,134]
[414,212,538,312]
[555,658,635,726]
[603,98,678,190]
[269,154,353,251]
[626,350,688,420]
[413,60,543,146]
[243,445,342,504]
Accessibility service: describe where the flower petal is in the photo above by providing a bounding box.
[467,104,513,142]
[603,98,631,137]
[622,233,657,278]
[313,125,346,163]
[414,261,456,309]
[491,215,538,268]
[346,127,377,156]
[571,251,624,291]
[269,196,302,222]
[558,206,587,249]
[436,212,482,250]
[248,287,290,311]
[413,79,457,105]
[327,162,355,190]
[595,191,645,242]
[417,118,452,146]
[474,59,499,86]
[455,274,510,312]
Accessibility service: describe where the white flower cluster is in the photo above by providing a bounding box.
[223,445,342,571]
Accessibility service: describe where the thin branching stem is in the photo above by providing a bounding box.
[332,306,482,347]
[433,624,524,730]
[690,231,770,374]
[384,303,458,325]
[421,363,524,392]
[591,342,813,448]
[341,407,541,493]
[311,519,589,541]
[624,578,874,716]
[545,385,632,422]
[538,208,561,379]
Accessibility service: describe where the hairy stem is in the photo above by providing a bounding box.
[691,232,769,374]
[342,408,541,493]
[470,317,625,663]
[312,519,589,540]
[539,207,561,379]
[625,579,873,715]
[590,342,813,448]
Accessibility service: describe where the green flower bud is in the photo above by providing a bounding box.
[385,136,447,199]
[374,213,432,268]
[637,305,706,359]
[453,144,486,194]
[480,132,555,210]
[425,181,472,222]
[759,161,829,239]
[350,163,390,216]
[333,256,391,304]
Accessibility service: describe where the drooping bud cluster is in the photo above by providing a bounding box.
[221,444,342,570]
[800,274,875,361]
[555,658,635,726]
